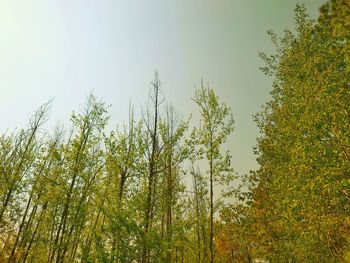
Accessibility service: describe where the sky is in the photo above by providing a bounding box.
[0,0,325,175]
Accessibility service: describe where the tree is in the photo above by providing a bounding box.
[103,106,144,262]
[248,1,350,261]
[192,82,235,263]
[0,102,50,226]
[191,165,209,263]
[139,72,165,263]
[159,104,189,262]
[49,94,108,263]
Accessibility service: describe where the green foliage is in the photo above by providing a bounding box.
[223,1,350,262]
[3,1,348,262]
[190,82,236,263]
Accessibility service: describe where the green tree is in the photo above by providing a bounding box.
[249,1,350,261]
[192,82,235,263]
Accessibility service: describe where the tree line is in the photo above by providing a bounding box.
[0,73,235,263]
[1,0,350,262]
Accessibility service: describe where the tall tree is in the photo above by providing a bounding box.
[141,72,165,263]
[49,94,108,263]
[247,1,350,261]
[192,82,235,263]
[159,104,189,262]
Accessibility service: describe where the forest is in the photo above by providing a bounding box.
[1,1,350,262]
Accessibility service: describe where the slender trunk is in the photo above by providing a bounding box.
[0,189,13,224]
[111,171,127,261]
[142,170,153,263]
[52,175,77,263]
[166,158,172,263]
[47,204,59,262]
[22,201,48,263]
[61,166,101,262]
[9,193,33,262]
[83,179,109,262]
[141,74,160,263]
[209,138,214,263]
[193,168,202,263]
[0,125,39,224]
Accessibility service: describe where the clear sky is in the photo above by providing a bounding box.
[0,0,325,175]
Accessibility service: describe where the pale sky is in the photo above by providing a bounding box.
[0,0,325,175]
